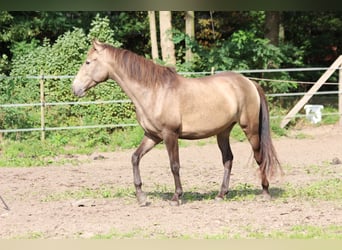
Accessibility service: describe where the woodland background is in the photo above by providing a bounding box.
[0,11,341,141]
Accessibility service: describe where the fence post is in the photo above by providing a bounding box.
[339,62,342,125]
[280,55,342,128]
[40,72,45,141]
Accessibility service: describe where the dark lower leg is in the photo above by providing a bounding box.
[246,132,271,199]
[131,135,160,205]
[170,162,183,204]
[164,132,183,206]
[216,130,233,200]
[261,173,271,198]
[216,160,233,199]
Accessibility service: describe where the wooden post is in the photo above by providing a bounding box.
[148,11,159,61]
[281,55,342,128]
[40,72,45,141]
[185,11,195,63]
[339,62,342,125]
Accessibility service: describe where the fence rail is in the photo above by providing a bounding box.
[1,66,341,137]
[0,99,132,108]
[1,66,342,80]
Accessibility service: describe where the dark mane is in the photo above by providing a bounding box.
[100,43,178,87]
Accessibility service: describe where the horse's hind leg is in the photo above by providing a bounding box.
[131,134,161,206]
[216,128,234,200]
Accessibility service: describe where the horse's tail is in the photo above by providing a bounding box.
[254,82,282,179]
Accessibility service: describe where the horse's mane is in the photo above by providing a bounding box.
[97,43,178,88]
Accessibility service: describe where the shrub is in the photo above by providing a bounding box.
[1,15,135,140]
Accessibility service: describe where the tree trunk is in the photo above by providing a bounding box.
[265,11,280,46]
[148,11,159,61]
[159,11,176,65]
[185,11,195,62]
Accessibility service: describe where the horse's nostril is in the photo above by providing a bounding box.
[74,88,86,97]
[71,85,77,95]
[72,81,83,97]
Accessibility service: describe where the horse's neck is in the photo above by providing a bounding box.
[109,66,154,108]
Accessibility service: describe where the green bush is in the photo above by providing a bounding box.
[1,14,135,140]
[174,30,303,94]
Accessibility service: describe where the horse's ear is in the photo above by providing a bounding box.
[92,39,103,51]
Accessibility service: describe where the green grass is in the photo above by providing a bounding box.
[88,224,342,239]
[41,177,342,204]
[0,139,73,167]
[294,132,313,139]
[91,228,149,239]
[150,178,342,203]
[151,178,342,203]
[0,126,144,167]
[12,231,45,239]
[42,185,136,202]
[10,224,342,239]
[281,178,342,201]
[242,225,342,239]
[146,182,262,203]
[321,106,340,125]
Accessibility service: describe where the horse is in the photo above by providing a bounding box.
[72,40,281,206]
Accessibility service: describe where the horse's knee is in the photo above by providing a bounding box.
[171,162,180,175]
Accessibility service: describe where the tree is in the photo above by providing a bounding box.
[87,13,122,47]
[185,11,195,62]
[159,11,176,65]
[148,11,159,61]
[282,11,342,67]
[265,11,281,46]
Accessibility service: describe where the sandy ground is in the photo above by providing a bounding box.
[0,124,341,239]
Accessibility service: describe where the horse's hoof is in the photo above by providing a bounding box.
[169,199,181,206]
[215,196,224,202]
[137,192,148,206]
[261,191,272,201]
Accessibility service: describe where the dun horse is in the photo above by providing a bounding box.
[72,40,281,206]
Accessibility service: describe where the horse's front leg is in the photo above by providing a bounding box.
[131,134,161,206]
[164,131,183,206]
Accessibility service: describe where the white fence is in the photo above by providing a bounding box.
[1,66,341,139]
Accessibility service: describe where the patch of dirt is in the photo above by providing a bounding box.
[1,124,342,238]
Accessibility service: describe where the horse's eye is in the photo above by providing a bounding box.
[85,61,90,65]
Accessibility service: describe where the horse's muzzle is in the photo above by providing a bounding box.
[72,83,86,97]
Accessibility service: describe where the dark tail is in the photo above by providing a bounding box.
[254,82,282,179]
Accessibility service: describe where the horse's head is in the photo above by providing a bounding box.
[72,40,109,97]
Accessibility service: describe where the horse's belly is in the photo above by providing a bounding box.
[180,110,236,139]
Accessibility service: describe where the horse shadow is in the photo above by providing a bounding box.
[147,187,285,204]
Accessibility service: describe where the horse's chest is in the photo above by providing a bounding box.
[135,103,180,136]
[135,107,161,134]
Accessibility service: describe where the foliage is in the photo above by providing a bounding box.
[283,12,342,65]
[0,15,135,140]
[87,13,122,47]
[112,11,149,52]
[1,11,341,142]
[174,29,302,93]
